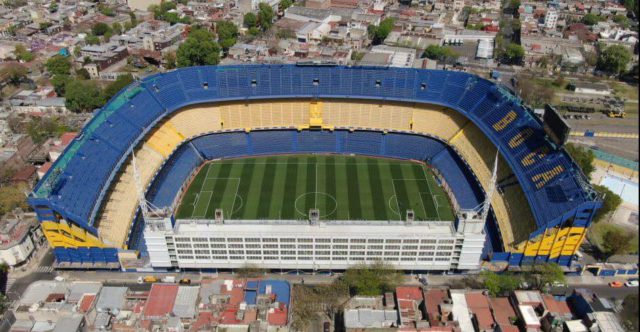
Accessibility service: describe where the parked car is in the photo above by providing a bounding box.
[609,281,624,288]
[624,280,639,287]
[179,278,191,285]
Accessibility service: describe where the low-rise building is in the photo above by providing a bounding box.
[0,212,39,267]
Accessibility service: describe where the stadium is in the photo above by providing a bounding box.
[28,64,601,271]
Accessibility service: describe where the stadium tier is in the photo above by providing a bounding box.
[29,65,600,269]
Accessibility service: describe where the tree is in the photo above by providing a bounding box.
[164,52,177,69]
[340,261,403,296]
[613,15,629,28]
[51,74,70,96]
[1,65,28,86]
[276,28,295,39]
[503,43,524,64]
[75,68,90,80]
[600,225,634,259]
[176,28,221,67]
[26,117,71,144]
[523,263,566,291]
[91,22,111,36]
[582,13,601,26]
[85,35,100,45]
[103,30,113,42]
[243,12,257,28]
[216,21,239,50]
[564,143,595,179]
[280,0,293,11]
[291,282,347,331]
[112,22,123,35]
[46,55,71,75]
[129,11,138,25]
[235,264,266,278]
[103,74,134,100]
[592,184,623,222]
[597,45,632,76]
[248,27,260,36]
[0,183,29,216]
[368,18,395,45]
[14,44,34,62]
[481,271,521,296]
[98,3,115,16]
[423,45,459,63]
[515,73,555,107]
[258,3,275,31]
[64,79,105,112]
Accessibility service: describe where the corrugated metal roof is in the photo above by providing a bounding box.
[96,287,128,312]
[172,286,199,318]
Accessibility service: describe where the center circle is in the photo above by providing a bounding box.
[294,192,337,218]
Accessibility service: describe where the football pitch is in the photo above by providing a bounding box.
[176,155,454,221]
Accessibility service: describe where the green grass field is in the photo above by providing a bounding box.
[176,155,454,221]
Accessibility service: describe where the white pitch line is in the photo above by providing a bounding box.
[194,191,213,218]
[390,180,402,221]
[229,178,241,218]
[421,166,440,220]
[315,163,318,209]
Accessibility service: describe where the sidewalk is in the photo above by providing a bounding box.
[8,244,51,279]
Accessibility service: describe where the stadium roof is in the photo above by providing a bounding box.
[30,65,599,240]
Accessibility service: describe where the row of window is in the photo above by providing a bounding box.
[173,237,455,244]
[175,249,454,257]
[177,255,453,262]
[174,243,454,251]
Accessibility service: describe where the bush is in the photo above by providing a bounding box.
[592,185,622,222]
[564,143,595,179]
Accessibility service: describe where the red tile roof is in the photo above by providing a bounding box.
[424,289,449,325]
[78,294,96,313]
[474,307,495,330]
[39,162,52,175]
[397,287,424,302]
[143,284,179,318]
[489,297,517,326]
[60,132,77,147]
[11,165,36,182]
[465,292,490,309]
[267,305,288,326]
[542,295,571,315]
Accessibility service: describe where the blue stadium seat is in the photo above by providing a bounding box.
[430,148,484,209]
[192,132,249,159]
[147,144,203,208]
[252,131,295,154]
[342,131,382,155]
[297,130,336,152]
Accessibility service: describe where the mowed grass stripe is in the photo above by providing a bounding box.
[398,164,425,220]
[241,161,266,219]
[305,157,316,211]
[367,159,389,220]
[294,158,309,218]
[324,157,337,219]
[390,163,411,217]
[268,158,289,218]
[334,158,350,220]
[175,164,208,218]
[346,158,362,219]
[232,160,255,218]
[411,163,439,220]
[357,161,375,220]
[205,162,233,218]
[280,157,299,219]
[256,157,278,218]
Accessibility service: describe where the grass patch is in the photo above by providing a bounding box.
[176,154,455,221]
[588,222,639,255]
